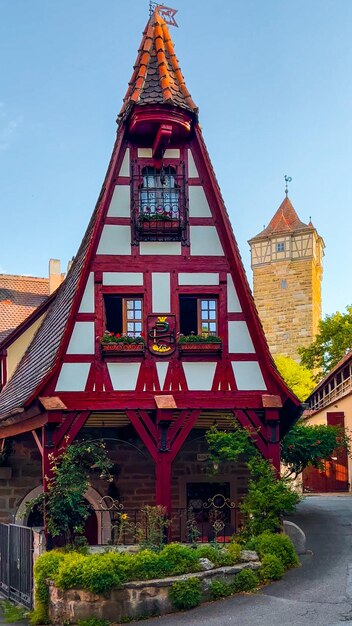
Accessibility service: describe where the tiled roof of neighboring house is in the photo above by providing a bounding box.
[118,9,198,122]
[249,197,313,242]
[0,198,98,418]
[0,275,49,342]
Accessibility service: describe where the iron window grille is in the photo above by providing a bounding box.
[131,163,188,243]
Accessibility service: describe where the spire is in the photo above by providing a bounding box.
[118,8,198,123]
[249,196,313,241]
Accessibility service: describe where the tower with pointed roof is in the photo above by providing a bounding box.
[249,196,324,361]
[0,8,301,537]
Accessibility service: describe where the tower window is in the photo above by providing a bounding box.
[103,295,143,337]
[281,279,287,289]
[277,242,285,252]
[179,296,218,336]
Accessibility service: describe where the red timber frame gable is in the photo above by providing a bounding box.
[0,15,301,524]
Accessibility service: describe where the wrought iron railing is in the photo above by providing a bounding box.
[0,523,33,609]
[92,494,240,546]
[131,163,187,243]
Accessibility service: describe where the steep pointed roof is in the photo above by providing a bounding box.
[118,9,198,122]
[249,196,312,242]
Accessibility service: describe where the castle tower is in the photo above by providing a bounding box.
[249,196,324,361]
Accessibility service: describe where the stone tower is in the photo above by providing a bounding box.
[248,196,324,361]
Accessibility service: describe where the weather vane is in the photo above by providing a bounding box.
[149,2,178,26]
[284,175,292,197]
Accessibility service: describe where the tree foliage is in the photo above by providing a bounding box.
[274,355,315,401]
[299,305,352,377]
[205,426,300,537]
[240,456,300,538]
[29,440,112,545]
[281,422,350,478]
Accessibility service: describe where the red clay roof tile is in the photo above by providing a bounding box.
[0,275,49,343]
[249,196,312,241]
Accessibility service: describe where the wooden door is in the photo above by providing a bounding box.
[303,412,348,492]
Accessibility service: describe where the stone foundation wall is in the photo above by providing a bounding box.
[49,560,260,624]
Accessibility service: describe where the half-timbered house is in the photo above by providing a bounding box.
[0,7,301,543]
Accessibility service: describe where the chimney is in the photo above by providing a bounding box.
[49,259,64,294]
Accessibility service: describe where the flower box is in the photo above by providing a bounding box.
[178,341,222,354]
[101,343,145,355]
[139,220,180,230]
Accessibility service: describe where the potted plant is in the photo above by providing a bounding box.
[178,333,222,353]
[100,332,145,354]
[139,210,180,230]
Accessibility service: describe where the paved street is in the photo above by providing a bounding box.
[130,495,352,626]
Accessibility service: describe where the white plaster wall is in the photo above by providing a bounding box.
[190,226,224,256]
[227,274,242,312]
[188,150,199,178]
[156,361,169,390]
[103,272,143,286]
[164,149,180,158]
[178,273,219,285]
[138,148,152,157]
[97,225,131,255]
[66,322,95,355]
[231,361,267,390]
[140,242,181,255]
[79,272,95,313]
[189,186,211,217]
[107,363,141,390]
[55,362,91,392]
[107,186,130,217]
[228,321,255,353]
[152,273,170,312]
[183,362,216,391]
[118,148,130,176]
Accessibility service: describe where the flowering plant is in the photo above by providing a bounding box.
[140,210,176,222]
[100,331,145,345]
[178,334,222,343]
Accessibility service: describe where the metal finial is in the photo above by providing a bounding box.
[284,175,292,197]
[149,2,178,26]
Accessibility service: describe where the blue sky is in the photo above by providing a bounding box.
[1,0,351,317]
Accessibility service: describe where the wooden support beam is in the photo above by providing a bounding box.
[152,124,172,159]
[31,430,43,456]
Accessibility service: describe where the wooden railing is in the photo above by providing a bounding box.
[310,373,352,411]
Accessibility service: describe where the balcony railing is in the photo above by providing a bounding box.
[131,164,187,243]
[309,373,352,412]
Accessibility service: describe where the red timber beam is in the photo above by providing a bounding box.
[126,409,201,515]
[233,408,281,474]
[31,411,91,492]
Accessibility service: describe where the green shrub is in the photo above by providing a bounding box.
[209,580,232,599]
[80,555,123,594]
[30,549,67,624]
[29,604,50,626]
[231,568,258,593]
[195,544,238,567]
[251,532,299,568]
[169,577,202,610]
[158,543,199,575]
[226,542,242,563]
[259,554,285,581]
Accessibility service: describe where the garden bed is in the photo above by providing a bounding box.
[33,533,299,625]
[49,559,261,624]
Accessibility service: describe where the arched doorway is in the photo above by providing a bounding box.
[15,485,111,545]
